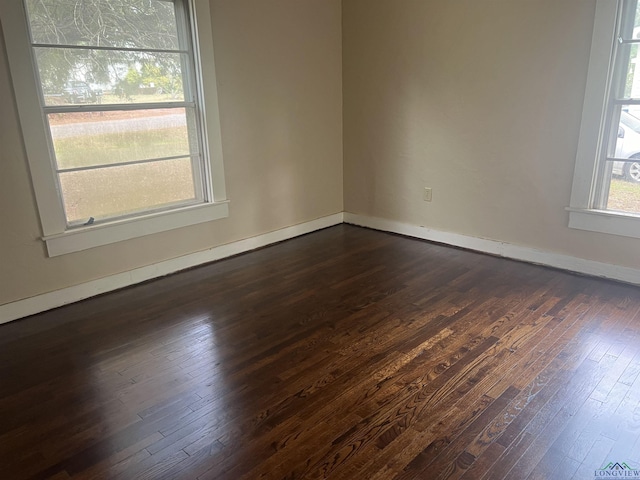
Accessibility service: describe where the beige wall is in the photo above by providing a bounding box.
[3,0,640,309]
[0,0,343,305]
[343,0,640,269]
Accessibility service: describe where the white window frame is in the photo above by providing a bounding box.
[1,0,228,257]
[569,0,640,239]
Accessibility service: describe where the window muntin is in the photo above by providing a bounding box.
[23,0,207,226]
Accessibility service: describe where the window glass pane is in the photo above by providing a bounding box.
[34,48,187,105]
[621,43,640,98]
[49,108,197,169]
[630,0,640,36]
[59,157,197,223]
[613,109,640,160]
[606,174,640,214]
[25,0,179,50]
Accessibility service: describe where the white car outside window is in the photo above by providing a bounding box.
[613,111,640,182]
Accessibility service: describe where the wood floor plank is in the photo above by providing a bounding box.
[1,225,640,479]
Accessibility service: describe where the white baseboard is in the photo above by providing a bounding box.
[3,211,639,325]
[344,213,640,286]
[0,213,344,325]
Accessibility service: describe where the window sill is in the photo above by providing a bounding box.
[43,201,229,257]
[567,207,640,239]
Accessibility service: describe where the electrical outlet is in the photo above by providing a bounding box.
[423,187,432,202]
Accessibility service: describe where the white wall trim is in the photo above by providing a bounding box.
[0,213,344,325]
[344,213,640,286]
[4,211,640,325]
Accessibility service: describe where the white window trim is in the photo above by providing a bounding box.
[1,0,228,256]
[569,0,640,239]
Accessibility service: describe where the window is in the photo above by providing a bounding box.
[570,0,640,238]
[1,0,228,256]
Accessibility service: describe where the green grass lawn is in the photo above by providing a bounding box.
[53,126,190,169]
[52,121,196,223]
[60,158,196,223]
[608,178,640,213]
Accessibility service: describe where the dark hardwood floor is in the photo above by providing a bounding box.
[2,225,640,479]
